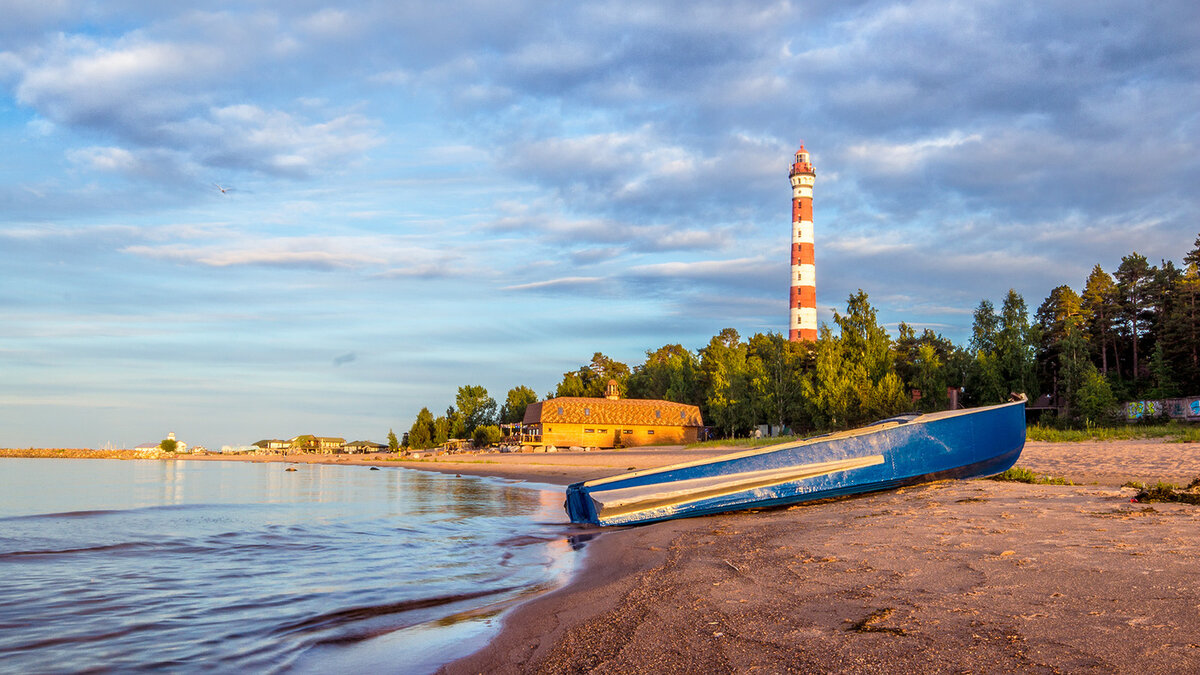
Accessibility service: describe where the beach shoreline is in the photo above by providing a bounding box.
[438,439,1200,673]
[6,441,1200,672]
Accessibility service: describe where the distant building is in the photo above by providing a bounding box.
[521,380,703,448]
[288,435,345,453]
[345,440,387,453]
[135,432,186,453]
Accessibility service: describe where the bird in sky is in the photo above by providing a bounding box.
[214,183,234,194]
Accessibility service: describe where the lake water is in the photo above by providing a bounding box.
[0,458,582,673]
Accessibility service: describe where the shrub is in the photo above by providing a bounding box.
[472,425,502,448]
[988,466,1072,485]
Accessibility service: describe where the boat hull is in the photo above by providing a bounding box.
[565,398,1026,526]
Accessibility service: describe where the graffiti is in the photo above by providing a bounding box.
[1191,399,1200,418]
[1126,400,1159,420]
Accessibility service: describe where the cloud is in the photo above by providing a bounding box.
[122,233,398,270]
[10,29,382,180]
[502,276,608,292]
[332,351,356,366]
[846,132,983,176]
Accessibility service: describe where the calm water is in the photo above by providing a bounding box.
[0,458,581,673]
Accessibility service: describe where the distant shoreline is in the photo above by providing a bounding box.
[5,439,1196,487]
[0,446,740,486]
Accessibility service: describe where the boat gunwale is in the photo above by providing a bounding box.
[579,397,1027,490]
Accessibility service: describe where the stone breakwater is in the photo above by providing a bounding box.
[1,448,173,460]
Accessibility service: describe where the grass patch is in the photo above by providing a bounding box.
[988,466,1074,485]
[1026,423,1200,443]
[1126,477,1200,505]
[687,435,803,449]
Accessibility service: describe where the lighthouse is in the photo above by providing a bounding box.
[788,145,817,342]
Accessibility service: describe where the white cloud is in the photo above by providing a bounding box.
[502,276,606,291]
[846,131,983,175]
[629,256,768,279]
[68,146,137,172]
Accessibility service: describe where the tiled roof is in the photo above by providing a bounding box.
[525,397,703,427]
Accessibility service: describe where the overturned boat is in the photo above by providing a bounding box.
[565,396,1027,526]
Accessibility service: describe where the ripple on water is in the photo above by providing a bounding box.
[0,458,582,674]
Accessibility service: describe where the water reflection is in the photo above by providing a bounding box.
[0,458,580,674]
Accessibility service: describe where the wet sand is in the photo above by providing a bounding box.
[437,440,1200,674]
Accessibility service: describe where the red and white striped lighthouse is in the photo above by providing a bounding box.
[788,144,817,342]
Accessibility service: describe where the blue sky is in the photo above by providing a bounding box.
[1,1,1196,449]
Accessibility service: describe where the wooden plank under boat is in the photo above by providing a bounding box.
[565,396,1027,526]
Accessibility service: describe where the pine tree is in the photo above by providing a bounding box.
[1035,285,1084,403]
[1114,253,1155,386]
[1163,234,1200,390]
[1147,344,1179,399]
[1081,265,1120,376]
[1057,320,1090,420]
[1075,366,1117,425]
[970,300,999,355]
[408,408,435,450]
[996,290,1038,398]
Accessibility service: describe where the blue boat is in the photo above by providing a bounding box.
[565,396,1027,526]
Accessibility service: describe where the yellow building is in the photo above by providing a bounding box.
[521,381,703,448]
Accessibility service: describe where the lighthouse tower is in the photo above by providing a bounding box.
[788,145,817,342]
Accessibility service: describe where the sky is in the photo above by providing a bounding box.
[1,1,1197,450]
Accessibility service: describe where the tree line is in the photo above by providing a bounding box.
[401,235,1199,447]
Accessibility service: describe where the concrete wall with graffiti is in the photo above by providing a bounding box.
[1125,397,1200,421]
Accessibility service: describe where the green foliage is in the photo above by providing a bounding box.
[1129,481,1200,505]
[988,466,1073,485]
[686,434,804,449]
[747,332,809,431]
[627,343,702,404]
[964,290,1038,405]
[910,343,949,412]
[159,438,178,452]
[408,408,434,450]
[455,385,498,434]
[554,353,631,398]
[432,416,451,445]
[1081,265,1120,376]
[472,425,502,447]
[1026,421,1200,443]
[800,292,908,431]
[894,323,962,411]
[1115,252,1154,383]
[500,385,538,424]
[1147,344,1179,399]
[393,230,1200,447]
[996,289,1039,397]
[699,328,754,437]
[970,299,998,355]
[387,428,399,452]
[1075,366,1117,425]
[1056,320,1090,420]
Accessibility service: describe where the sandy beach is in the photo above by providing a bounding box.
[430,440,1200,673]
[8,441,1200,672]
